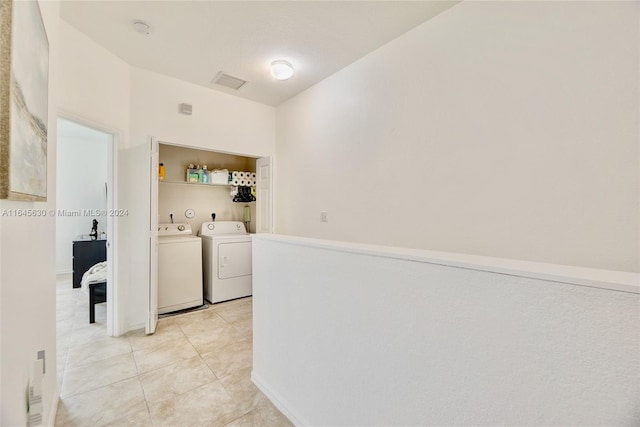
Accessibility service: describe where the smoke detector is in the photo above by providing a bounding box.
[132,20,152,35]
[212,72,248,91]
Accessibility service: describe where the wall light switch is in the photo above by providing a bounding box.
[37,350,45,374]
[320,211,328,222]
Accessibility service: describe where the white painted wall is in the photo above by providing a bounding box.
[0,1,59,425]
[129,67,275,157]
[56,119,109,274]
[275,1,640,273]
[252,234,640,426]
[57,21,130,135]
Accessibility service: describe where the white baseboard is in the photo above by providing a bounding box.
[251,370,307,426]
[124,322,146,334]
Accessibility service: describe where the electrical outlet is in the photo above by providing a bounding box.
[320,211,328,222]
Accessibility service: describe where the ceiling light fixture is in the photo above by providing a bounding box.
[270,60,294,80]
[132,20,152,35]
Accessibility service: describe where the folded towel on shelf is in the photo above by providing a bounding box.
[81,261,107,291]
[210,169,229,185]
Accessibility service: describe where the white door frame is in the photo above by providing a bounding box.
[57,111,122,336]
[256,156,274,233]
[147,137,159,334]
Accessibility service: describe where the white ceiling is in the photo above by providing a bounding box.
[60,1,458,106]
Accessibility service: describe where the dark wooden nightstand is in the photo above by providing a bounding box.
[72,237,106,288]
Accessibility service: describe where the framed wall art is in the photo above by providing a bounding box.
[0,0,49,201]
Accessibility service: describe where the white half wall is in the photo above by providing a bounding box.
[252,234,640,426]
[275,1,640,272]
[56,118,109,274]
[0,1,60,425]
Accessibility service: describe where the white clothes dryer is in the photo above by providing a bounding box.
[157,223,203,314]
[199,221,252,304]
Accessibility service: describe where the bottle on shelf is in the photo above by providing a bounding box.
[196,165,203,183]
[201,165,209,184]
[158,163,165,181]
[187,164,198,183]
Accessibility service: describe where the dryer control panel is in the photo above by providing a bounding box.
[200,221,246,236]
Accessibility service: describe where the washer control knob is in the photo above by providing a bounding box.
[178,225,185,231]
[207,223,215,230]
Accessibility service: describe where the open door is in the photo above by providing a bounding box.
[256,156,273,233]
[146,137,159,334]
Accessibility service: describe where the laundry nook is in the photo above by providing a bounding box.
[153,143,262,316]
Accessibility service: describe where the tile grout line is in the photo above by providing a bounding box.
[167,302,258,422]
[126,332,156,423]
[59,357,139,400]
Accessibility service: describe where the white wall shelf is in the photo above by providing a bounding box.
[160,180,232,188]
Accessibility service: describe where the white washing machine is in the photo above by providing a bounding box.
[158,223,203,314]
[199,221,252,304]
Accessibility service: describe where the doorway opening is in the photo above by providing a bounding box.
[55,117,119,385]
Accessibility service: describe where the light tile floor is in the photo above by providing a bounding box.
[55,277,292,426]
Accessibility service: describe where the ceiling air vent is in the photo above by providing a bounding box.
[212,72,247,90]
